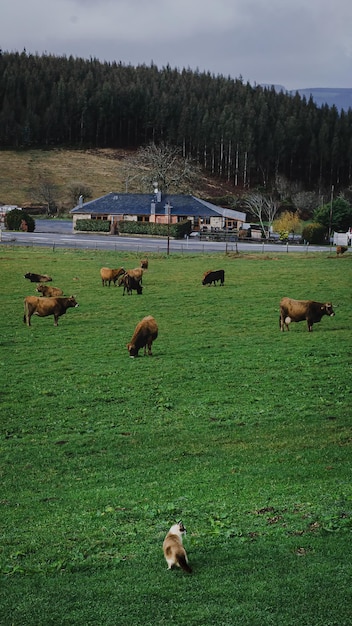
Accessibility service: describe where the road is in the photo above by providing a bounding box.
[0,219,331,254]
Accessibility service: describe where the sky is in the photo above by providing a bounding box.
[1,0,352,91]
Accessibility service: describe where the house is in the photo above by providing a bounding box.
[70,192,246,234]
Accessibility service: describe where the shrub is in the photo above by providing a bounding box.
[75,219,111,232]
[118,219,192,239]
[301,222,326,244]
[5,208,35,232]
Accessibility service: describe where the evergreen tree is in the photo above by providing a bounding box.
[313,197,352,232]
[1,50,352,192]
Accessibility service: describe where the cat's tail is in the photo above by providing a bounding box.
[178,555,192,574]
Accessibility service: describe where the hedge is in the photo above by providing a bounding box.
[75,219,111,232]
[118,219,192,239]
[73,218,192,238]
[301,222,327,244]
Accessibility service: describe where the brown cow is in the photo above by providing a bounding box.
[140,259,149,269]
[118,273,143,295]
[336,246,348,255]
[127,315,158,357]
[202,269,225,286]
[23,296,79,327]
[100,267,125,287]
[126,268,144,283]
[24,272,52,283]
[279,297,335,332]
[36,284,64,297]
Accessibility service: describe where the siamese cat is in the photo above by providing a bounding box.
[163,521,192,574]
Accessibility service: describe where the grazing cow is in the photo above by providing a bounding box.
[202,269,225,286]
[279,297,335,332]
[118,273,143,295]
[24,272,52,283]
[127,315,158,357]
[100,267,125,287]
[140,258,149,269]
[36,284,64,297]
[336,245,348,255]
[23,295,79,327]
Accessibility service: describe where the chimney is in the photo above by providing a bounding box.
[79,194,83,208]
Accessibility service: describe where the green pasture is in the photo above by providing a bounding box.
[1,246,351,625]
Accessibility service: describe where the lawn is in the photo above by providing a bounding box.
[1,247,351,625]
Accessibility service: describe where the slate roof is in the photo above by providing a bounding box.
[71,193,246,221]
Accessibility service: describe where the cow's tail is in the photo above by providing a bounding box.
[23,300,30,326]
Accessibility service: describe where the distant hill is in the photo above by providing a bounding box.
[261,85,352,112]
[293,88,352,112]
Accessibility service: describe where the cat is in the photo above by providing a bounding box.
[163,520,192,574]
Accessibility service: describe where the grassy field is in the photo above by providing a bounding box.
[1,246,352,625]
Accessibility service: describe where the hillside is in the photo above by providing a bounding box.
[2,53,351,192]
[0,148,234,209]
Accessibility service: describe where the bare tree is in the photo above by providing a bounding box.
[122,142,201,193]
[31,178,60,215]
[67,182,92,207]
[242,193,279,239]
[291,190,320,220]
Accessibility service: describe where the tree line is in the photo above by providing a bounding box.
[1,50,352,193]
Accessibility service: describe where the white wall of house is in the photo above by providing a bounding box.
[210,216,223,229]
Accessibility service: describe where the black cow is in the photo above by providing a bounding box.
[202,270,225,286]
[24,272,52,283]
[118,273,143,295]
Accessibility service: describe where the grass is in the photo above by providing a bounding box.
[0,148,230,207]
[0,148,131,207]
[1,247,352,625]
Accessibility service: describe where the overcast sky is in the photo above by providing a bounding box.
[1,0,351,90]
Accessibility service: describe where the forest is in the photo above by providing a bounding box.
[1,50,352,193]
